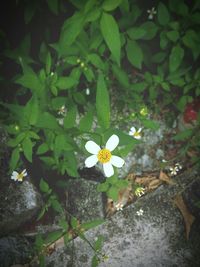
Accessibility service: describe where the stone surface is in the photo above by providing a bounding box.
[44,167,200,267]
[0,180,43,237]
[0,236,33,267]
[66,178,105,223]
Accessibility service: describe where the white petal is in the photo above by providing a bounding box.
[134,135,141,140]
[85,155,98,168]
[110,155,125,168]
[11,171,18,180]
[105,135,119,151]
[85,141,101,154]
[138,128,142,133]
[103,162,114,177]
[22,169,27,176]
[130,126,136,133]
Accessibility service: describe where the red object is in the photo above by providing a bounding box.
[183,98,200,123]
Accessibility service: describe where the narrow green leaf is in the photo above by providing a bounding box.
[46,52,52,75]
[28,97,39,125]
[169,45,184,73]
[112,64,129,88]
[9,148,20,171]
[63,106,77,129]
[100,12,121,66]
[141,119,160,130]
[16,72,43,93]
[102,0,122,11]
[45,230,63,245]
[96,73,110,129]
[81,219,104,231]
[126,39,143,69]
[22,137,33,162]
[79,108,93,132]
[87,53,105,70]
[173,129,193,141]
[158,2,170,26]
[107,185,119,201]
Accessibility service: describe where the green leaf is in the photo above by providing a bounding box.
[97,182,109,192]
[39,178,50,193]
[79,108,93,132]
[96,73,110,129]
[131,82,147,92]
[46,52,52,75]
[112,64,129,88]
[152,52,166,63]
[54,134,73,157]
[45,230,63,245]
[158,2,170,26]
[64,105,77,129]
[16,72,43,93]
[107,185,119,201]
[102,0,122,11]
[46,0,58,15]
[169,45,184,73]
[94,235,104,250]
[166,30,179,42]
[81,219,104,231]
[28,97,39,125]
[127,27,146,40]
[37,143,49,155]
[22,137,33,162]
[100,12,121,66]
[59,13,84,49]
[24,2,37,24]
[141,119,160,130]
[173,129,193,141]
[9,148,20,171]
[56,76,77,90]
[51,198,63,213]
[126,39,143,69]
[36,112,60,130]
[140,22,158,40]
[87,53,105,70]
[71,217,78,229]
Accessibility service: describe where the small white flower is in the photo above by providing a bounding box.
[11,169,27,182]
[86,88,90,95]
[129,127,142,140]
[147,7,157,20]
[169,166,178,176]
[58,105,67,116]
[85,134,125,177]
[135,187,145,197]
[136,208,144,216]
[175,163,182,170]
[115,203,124,211]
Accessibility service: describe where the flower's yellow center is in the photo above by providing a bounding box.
[133,131,141,137]
[97,149,111,163]
[17,173,24,181]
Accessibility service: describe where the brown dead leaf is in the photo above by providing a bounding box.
[135,176,156,186]
[174,194,195,240]
[159,170,175,185]
[148,179,162,190]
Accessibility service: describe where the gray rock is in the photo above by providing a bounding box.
[0,180,42,237]
[0,236,33,267]
[66,178,105,223]
[44,166,200,267]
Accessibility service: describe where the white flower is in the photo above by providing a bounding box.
[147,7,157,20]
[169,166,178,176]
[175,163,182,170]
[115,203,124,211]
[136,208,144,216]
[11,169,27,182]
[135,186,145,197]
[58,105,67,116]
[85,134,125,177]
[129,127,142,140]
